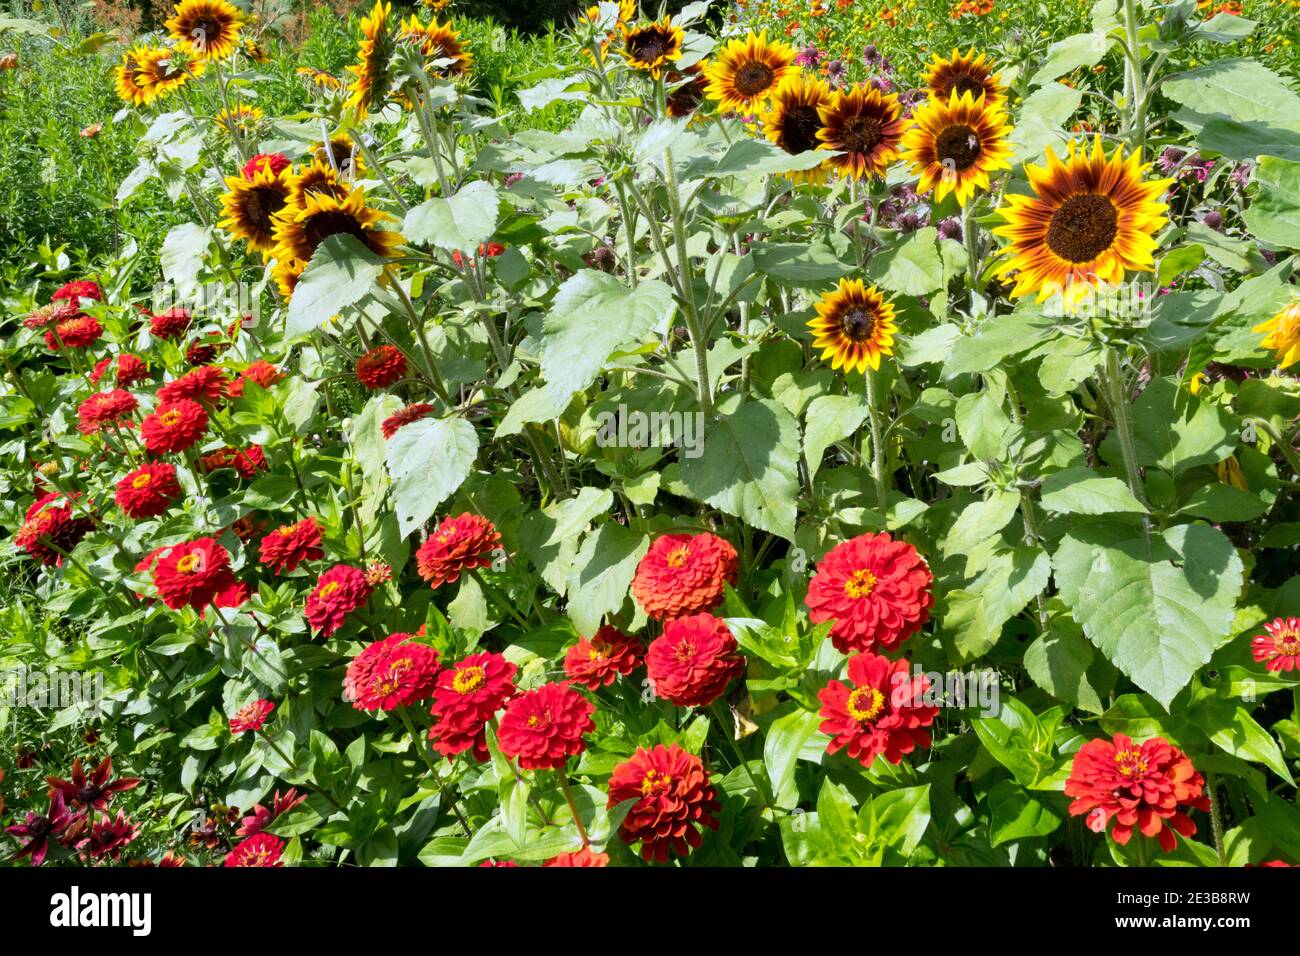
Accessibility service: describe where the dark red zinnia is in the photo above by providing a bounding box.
[805,532,934,654]
[90,353,149,387]
[818,651,938,769]
[45,315,102,349]
[115,461,181,519]
[15,493,92,567]
[224,832,285,866]
[76,389,138,435]
[229,699,275,734]
[140,399,208,454]
[259,517,324,574]
[631,531,738,620]
[343,632,441,711]
[151,537,239,611]
[52,279,102,303]
[645,613,745,708]
[355,345,407,389]
[607,744,720,863]
[150,307,192,340]
[381,403,437,439]
[496,681,595,770]
[157,365,230,404]
[415,513,501,589]
[305,564,372,636]
[428,652,518,762]
[564,625,643,689]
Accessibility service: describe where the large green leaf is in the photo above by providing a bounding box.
[566,522,649,636]
[802,393,868,480]
[1039,467,1149,515]
[384,416,480,537]
[1242,156,1300,250]
[285,234,387,339]
[403,180,501,252]
[866,227,945,296]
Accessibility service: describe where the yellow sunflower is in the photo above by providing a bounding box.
[219,163,293,257]
[215,103,264,135]
[166,0,244,62]
[271,187,405,267]
[618,16,683,78]
[808,279,899,373]
[346,0,398,119]
[399,14,473,76]
[272,257,307,301]
[992,136,1173,309]
[922,48,1005,104]
[703,31,797,113]
[816,83,905,181]
[762,74,837,184]
[114,47,153,106]
[312,134,365,179]
[578,0,636,60]
[286,159,351,208]
[1253,299,1300,368]
[131,46,203,105]
[297,66,343,91]
[900,89,1013,206]
[242,37,269,63]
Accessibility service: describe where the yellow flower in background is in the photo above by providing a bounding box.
[921,47,1005,104]
[345,0,397,119]
[215,103,264,135]
[400,14,473,76]
[762,74,837,184]
[1216,456,1248,491]
[166,0,244,61]
[703,31,798,113]
[1253,300,1300,368]
[286,159,351,208]
[900,89,1012,206]
[296,66,343,92]
[128,46,204,105]
[271,187,404,267]
[808,278,898,373]
[992,136,1172,310]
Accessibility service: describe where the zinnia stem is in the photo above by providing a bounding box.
[1206,773,1226,866]
[554,771,590,847]
[398,707,471,835]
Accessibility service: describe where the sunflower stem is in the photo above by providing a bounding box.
[1102,348,1150,515]
[663,147,714,418]
[864,367,890,513]
[1121,0,1147,152]
[1206,773,1227,866]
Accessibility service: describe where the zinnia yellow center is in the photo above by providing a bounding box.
[846,686,885,723]
[641,769,672,795]
[131,473,153,488]
[453,665,485,694]
[665,545,690,568]
[176,553,201,574]
[159,410,183,427]
[318,581,340,598]
[843,568,878,599]
[1273,626,1300,656]
[1113,749,1148,778]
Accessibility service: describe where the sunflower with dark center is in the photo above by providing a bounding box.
[762,74,836,183]
[312,134,366,180]
[286,159,350,209]
[816,83,905,181]
[400,14,473,76]
[808,278,898,374]
[619,16,683,78]
[703,30,797,113]
[992,136,1172,309]
[271,187,404,267]
[666,63,708,118]
[219,161,293,257]
[900,89,1013,206]
[131,46,203,105]
[345,0,398,119]
[166,0,244,61]
[114,47,154,106]
[921,47,1005,104]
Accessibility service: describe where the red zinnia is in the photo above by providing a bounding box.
[150,307,192,340]
[544,847,609,867]
[305,564,372,636]
[157,365,230,404]
[805,532,933,654]
[242,152,290,179]
[52,279,102,303]
[224,832,285,867]
[115,462,181,519]
[229,699,275,734]
[564,625,643,689]
[259,517,324,574]
[231,445,266,479]
[381,403,437,439]
[645,613,745,708]
[15,493,92,566]
[140,399,208,454]
[415,513,501,589]
[1064,733,1210,853]
[90,353,149,387]
[1252,617,1300,672]
[428,652,518,762]
[45,314,102,349]
[152,537,239,611]
[607,744,720,863]
[496,682,595,770]
[631,531,738,620]
[225,360,283,398]
[355,345,407,389]
[343,632,441,711]
[818,652,938,769]
[76,389,138,435]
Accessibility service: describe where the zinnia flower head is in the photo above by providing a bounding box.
[229,698,275,734]
[805,532,933,654]
[149,307,192,340]
[90,353,149,387]
[381,402,437,439]
[152,537,239,611]
[429,652,518,761]
[157,365,230,404]
[15,493,92,567]
[343,632,441,711]
[1064,733,1209,853]
[76,389,138,435]
[1252,617,1300,672]
[52,280,103,303]
[305,564,373,636]
[645,613,745,708]
[355,344,407,388]
[140,398,208,454]
[259,517,324,574]
[544,847,609,867]
[415,513,501,589]
[225,360,283,398]
[496,681,595,770]
[564,625,643,689]
[224,833,285,867]
[44,315,102,350]
[607,744,720,863]
[242,152,290,179]
[818,652,938,768]
[630,531,738,620]
[236,788,307,837]
[115,461,181,519]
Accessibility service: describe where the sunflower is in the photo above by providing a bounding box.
[992,136,1172,309]
[816,83,905,181]
[296,66,343,91]
[762,74,837,184]
[578,0,636,59]
[272,257,307,300]
[618,16,683,78]
[703,31,797,113]
[242,37,269,63]
[215,103,264,135]
[286,159,350,208]
[271,187,404,268]
[900,89,1013,206]
[922,47,1004,104]
[166,0,244,62]
[1253,299,1300,368]
[400,14,473,76]
[345,0,398,119]
[114,47,153,106]
[219,163,293,257]
[808,279,898,373]
[127,46,203,105]
[312,134,365,179]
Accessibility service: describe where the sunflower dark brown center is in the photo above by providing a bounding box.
[243,187,287,233]
[302,211,368,254]
[935,123,981,170]
[734,60,775,96]
[1045,193,1119,263]
[628,27,672,63]
[780,104,823,154]
[840,114,883,154]
[839,307,876,342]
[946,73,983,98]
[190,17,224,49]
